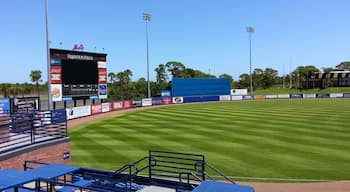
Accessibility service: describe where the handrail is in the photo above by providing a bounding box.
[205,162,235,184]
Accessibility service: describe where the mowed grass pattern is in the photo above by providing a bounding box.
[69,99,350,181]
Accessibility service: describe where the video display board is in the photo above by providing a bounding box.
[49,49,107,101]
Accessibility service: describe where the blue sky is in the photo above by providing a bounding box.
[0,0,349,83]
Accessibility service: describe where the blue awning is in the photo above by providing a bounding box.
[192,181,254,192]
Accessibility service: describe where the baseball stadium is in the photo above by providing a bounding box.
[1,1,350,192]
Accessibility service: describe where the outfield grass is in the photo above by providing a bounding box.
[69,99,350,181]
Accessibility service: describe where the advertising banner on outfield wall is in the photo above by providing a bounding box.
[303,94,316,99]
[183,96,219,103]
[219,95,231,101]
[112,101,123,110]
[330,93,343,98]
[132,99,142,108]
[278,94,290,99]
[231,96,243,101]
[0,98,10,115]
[316,93,330,98]
[91,104,102,114]
[162,98,172,105]
[242,95,254,100]
[254,95,264,100]
[290,94,303,99]
[343,93,350,98]
[101,103,110,112]
[231,89,248,96]
[142,98,153,107]
[123,100,132,108]
[11,97,40,113]
[172,97,183,104]
[265,95,278,99]
[66,105,91,120]
[152,98,162,105]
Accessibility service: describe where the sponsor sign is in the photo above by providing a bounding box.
[142,98,153,107]
[101,103,110,112]
[89,96,98,100]
[343,93,350,98]
[219,95,231,101]
[11,97,40,113]
[98,84,107,99]
[231,89,248,96]
[303,94,316,99]
[98,68,107,84]
[242,95,254,100]
[290,94,303,99]
[112,101,123,110]
[162,97,172,105]
[50,58,61,66]
[172,97,183,104]
[66,105,91,120]
[91,104,102,114]
[316,93,330,98]
[51,109,67,124]
[278,94,290,99]
[123,100,132,108]
[265,94,278,99]
[330,93,343,98]
[132,99,142,108]
[0,98,10,115]
[50,66,62,84]
[161,90,171,97]
[98,61,107,68]
[62,97,73,101]
[152,98,162,105]
[63,151,70,160]
[254,95,264,100]
[231,96,243,101]
[51,84,62,102]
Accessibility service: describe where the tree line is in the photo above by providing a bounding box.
[0,70,43,98]
[1,61,349,99]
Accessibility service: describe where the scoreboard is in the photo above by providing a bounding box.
[49,49,107,101]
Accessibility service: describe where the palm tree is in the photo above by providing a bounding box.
[30,70,42,96]
[0,84,11,98]
[108,72,116,83]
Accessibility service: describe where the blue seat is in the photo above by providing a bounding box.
[57,179,93,192]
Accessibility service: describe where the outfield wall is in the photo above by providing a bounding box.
[63,92,350,120]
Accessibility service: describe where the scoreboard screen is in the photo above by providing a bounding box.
[49,49,107,101]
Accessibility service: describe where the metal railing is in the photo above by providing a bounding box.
[0,109,67,154]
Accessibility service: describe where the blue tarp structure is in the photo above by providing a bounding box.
[172,78,231,97]
[192,181,254,192]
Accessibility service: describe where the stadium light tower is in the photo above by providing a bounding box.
[45,0,52,110]
[246,26,254,96]
[143,13,152,98]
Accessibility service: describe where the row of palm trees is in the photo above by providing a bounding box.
[0,70,42,98]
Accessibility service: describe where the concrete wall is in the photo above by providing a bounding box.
[0,138,71,170]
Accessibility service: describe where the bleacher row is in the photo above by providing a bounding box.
[0,150,255,192]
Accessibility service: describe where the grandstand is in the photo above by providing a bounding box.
[1,150,254,192]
